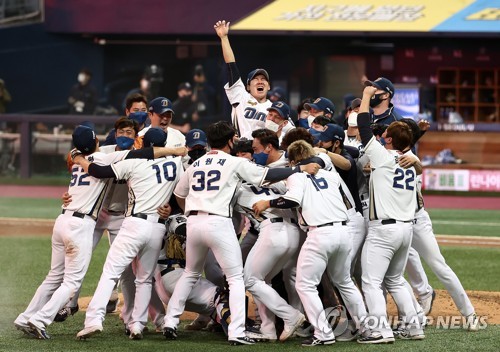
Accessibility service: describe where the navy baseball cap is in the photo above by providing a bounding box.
[72,125,96,153]
[149,97,175,115]
[267,101,290,119]
[364,77,395,98]
[305,97,335,116]
[186,129,207,148]
[269,87,287,100]
[246,68,270,85]
[319,123,345,145]
[143,127,167,147]
[308,128,322,146]
[350,98,362,110]
[177,82,192,91]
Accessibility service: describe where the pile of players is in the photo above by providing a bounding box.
[14,19,480,347]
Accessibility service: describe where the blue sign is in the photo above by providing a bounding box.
[392,86,420,119]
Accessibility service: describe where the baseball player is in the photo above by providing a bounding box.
[356,86,423,343]
[236,129,304,342]
[13,125,153,339]
[398,119,479,331]
[265,101,295,145]
[75,128,184,340]
[139,97,186,148]
[253,140,368,346]
[304,97,336,128]
[364,77,403,126]
[154,215,232,336]
[214,20,272,139]
[55,117,140,322]
[162,121,320,345]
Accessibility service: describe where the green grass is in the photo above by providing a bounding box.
[0,176,69,186]
[427,209,500,237]
[0,198,62,219]
[0,237,498,351]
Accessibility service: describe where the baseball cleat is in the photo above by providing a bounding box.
[14,322,37,338]
[106,297,120,314]
[54,305,79,322]
[129,327,143,340]
[228,336,256,345]
[163,326,177,340]
[466,313,480,332]
[301,336,335,346]
[76,325,103,340]
[357,332,395,344]
[27,321,50,340]
[245,330,277,342]
[418,290,436,316]
[279,313,305,342]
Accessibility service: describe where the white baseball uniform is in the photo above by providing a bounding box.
[237,179,302,340]
[225,78,272,139]
[164,150,269,340]
[360,136,422,339]
[83,155,183,333]
[404,151,475,317]
[15,150,130,333]
[283,168,367,341]
[65,144,128,309]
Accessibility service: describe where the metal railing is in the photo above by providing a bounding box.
[0,114,118,178]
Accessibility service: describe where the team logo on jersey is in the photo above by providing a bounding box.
[247,100,257,106]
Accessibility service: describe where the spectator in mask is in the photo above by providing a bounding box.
[171,82,196,134]
[364,77,402,126]
[68,68,98,115]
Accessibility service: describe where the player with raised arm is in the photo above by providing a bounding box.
[162,121,319,346]
[253,140,368,346]
[75,128,184,340]
[214,20,272,139]
[356,86,424,344]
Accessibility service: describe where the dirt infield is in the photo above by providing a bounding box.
[76,289,500,325]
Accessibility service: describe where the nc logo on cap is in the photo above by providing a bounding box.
[192,131,201,139]
[313,98,322,104]
[161,99,170,107]
[275,102,284,108]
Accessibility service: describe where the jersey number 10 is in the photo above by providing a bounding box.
[152,161,177,184]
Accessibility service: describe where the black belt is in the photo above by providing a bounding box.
[189,211,219,216]
[381,219,412,225]
[269,217,298,224]
[132,213,166,224]
[62,209,95,220]
[317,221,347,227]
[160,267,175,277]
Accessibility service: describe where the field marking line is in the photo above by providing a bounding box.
[433,220,500,227]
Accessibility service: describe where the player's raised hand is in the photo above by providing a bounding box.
[252,199,270,217]
[418,119,430,131]
[214,20,230,38]
[363,85,377,98]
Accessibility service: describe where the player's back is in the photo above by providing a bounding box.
[66,150,129,218]
[369,149,417,221]
[286,169,348,226]
[178,150,267,217]
[111,156,183,216]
